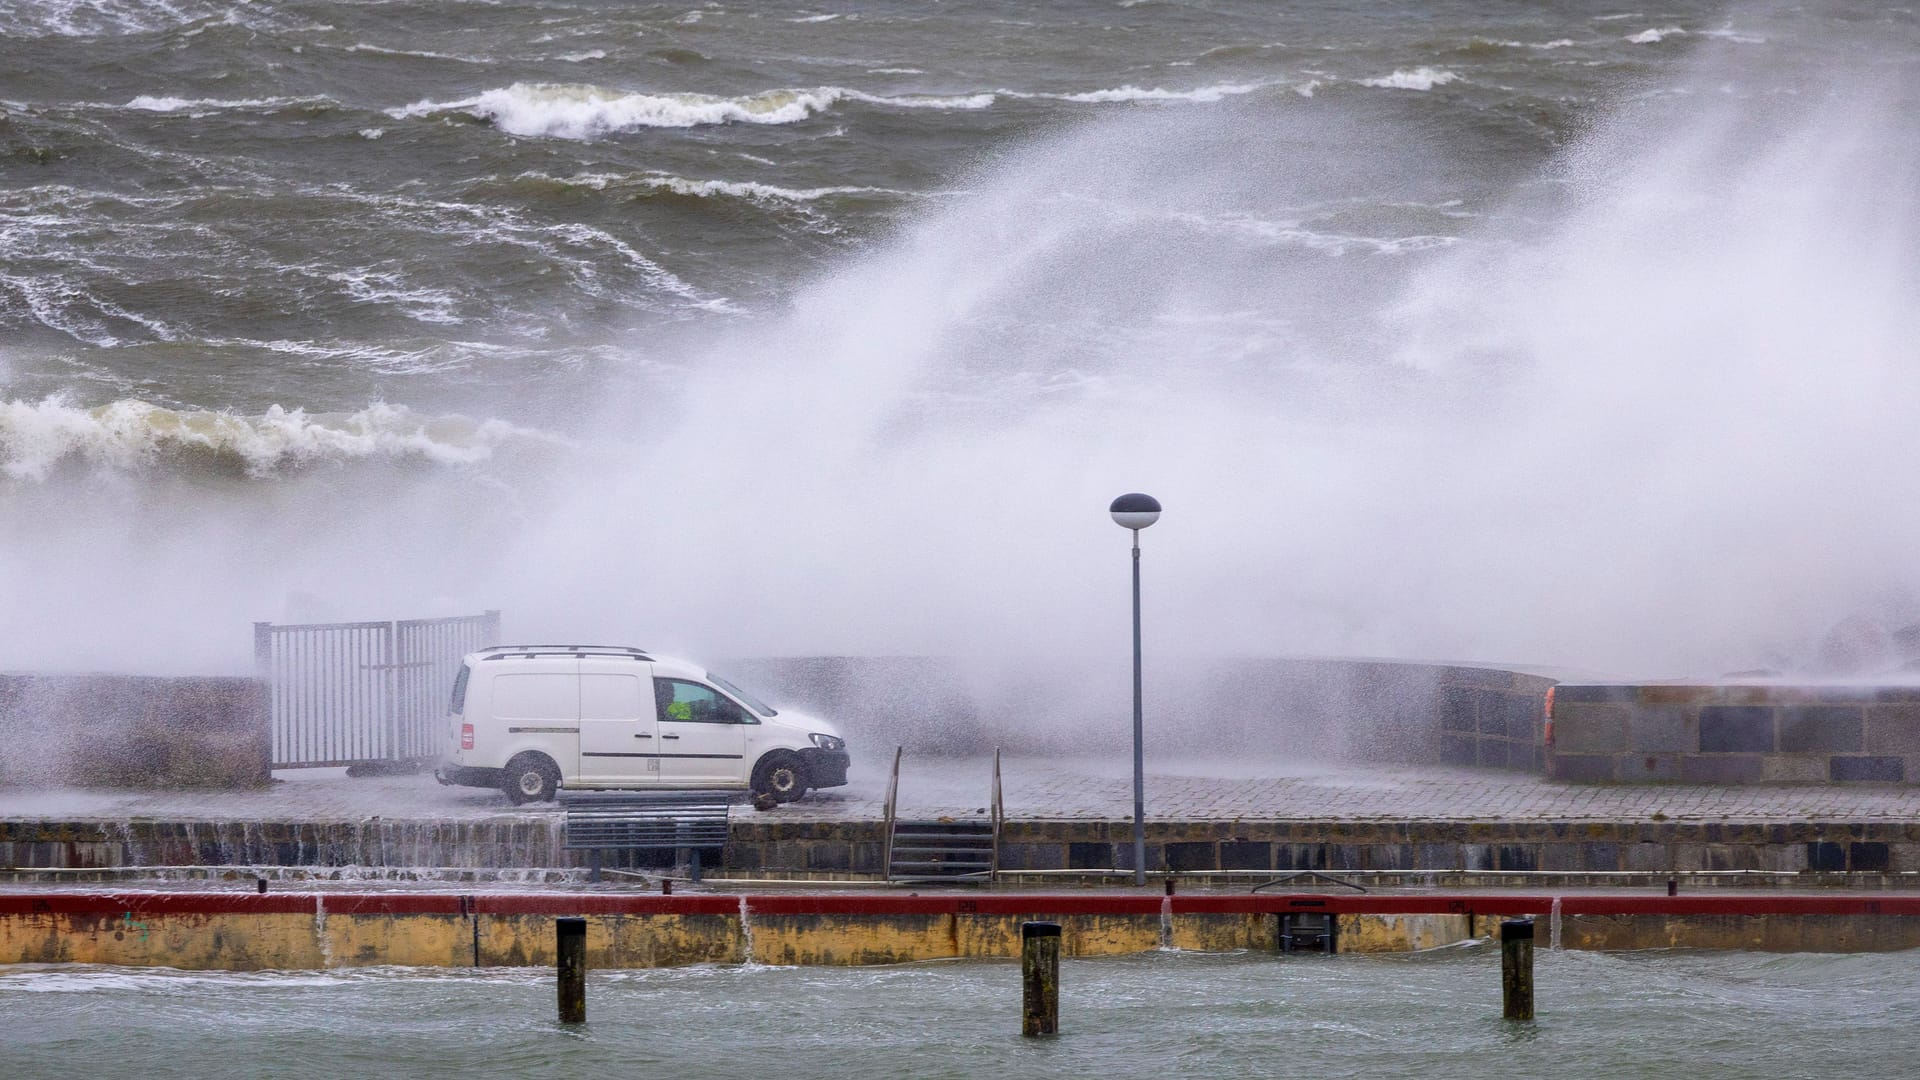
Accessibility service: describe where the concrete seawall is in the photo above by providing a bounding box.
[9,816,1920,876]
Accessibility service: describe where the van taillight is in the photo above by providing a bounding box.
[460,723,475,750]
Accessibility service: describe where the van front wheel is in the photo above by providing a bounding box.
[502,753,560,805]
[752,753,809,804]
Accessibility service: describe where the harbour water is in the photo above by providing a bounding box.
[3,947,1918,1078]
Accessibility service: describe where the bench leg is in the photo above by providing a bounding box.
[691,847,702,884]
[589,848,602,885]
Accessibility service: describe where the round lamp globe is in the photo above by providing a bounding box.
[1109,492,1162,531]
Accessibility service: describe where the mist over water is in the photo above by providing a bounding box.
[3,1,1918,695]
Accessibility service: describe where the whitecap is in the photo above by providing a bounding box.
[1475,37,1578,50]
[1359,67,1460,91]
[846,90,996,110]
[391,82,842,136]
[1628,26,1685,43]
[391,82,995,138]
[1025,82,1266,104]
[120,94,319,114]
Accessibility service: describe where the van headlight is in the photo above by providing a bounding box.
[809,733,845,751]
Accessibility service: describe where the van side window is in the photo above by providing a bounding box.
[450,664,471,715]
[655,679,754,725]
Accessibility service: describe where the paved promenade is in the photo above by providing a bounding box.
[5,755,1920,824]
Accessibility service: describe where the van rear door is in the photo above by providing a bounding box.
[578,661,657,786]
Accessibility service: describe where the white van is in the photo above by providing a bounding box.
[433,645,850,805]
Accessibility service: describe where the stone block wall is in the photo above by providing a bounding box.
[0,674,271,789]
[1190,659,1549,768]
[1548,684,1920,784]
[726,818,1920,877]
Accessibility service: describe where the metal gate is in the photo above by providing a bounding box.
[254,611,501,769]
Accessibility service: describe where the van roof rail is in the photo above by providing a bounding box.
[476,645,655,661]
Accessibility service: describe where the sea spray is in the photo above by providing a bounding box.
[4,1,1918,693]
[738,894,757,966]
[314,896,334,967]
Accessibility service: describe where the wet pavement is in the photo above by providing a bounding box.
[5,755,1920,824]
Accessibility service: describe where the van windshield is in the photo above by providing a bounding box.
[708,673,777,717]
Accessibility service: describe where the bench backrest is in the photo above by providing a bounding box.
[561,791,731,850]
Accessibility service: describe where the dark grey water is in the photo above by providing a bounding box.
[2,0,1761,411]
[3,948,1919,1078]
[3,1,1919,683]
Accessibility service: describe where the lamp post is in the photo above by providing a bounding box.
[1109,492,1161,886]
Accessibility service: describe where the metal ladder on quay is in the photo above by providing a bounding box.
[882,747,1003,885]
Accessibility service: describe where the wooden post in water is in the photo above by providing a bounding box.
[1022,921,1061,1036]
[1500,918,1534,1022]
[557,917,587,1024]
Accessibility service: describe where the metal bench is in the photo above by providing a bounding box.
[559,790,732,883]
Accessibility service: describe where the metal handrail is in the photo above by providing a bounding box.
[881,745,902,882]
[989,748,1004,883]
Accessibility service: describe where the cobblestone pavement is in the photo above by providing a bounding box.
[7,756,1920,824]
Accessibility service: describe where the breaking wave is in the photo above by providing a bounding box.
[1360,68,1461,91]
[390,83,992,138]
[1031,82,1268,104]
[391,80,1281,139]
[0,398,566,480]
[119,94,334,115]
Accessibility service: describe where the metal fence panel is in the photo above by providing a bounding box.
[256,610,500,769]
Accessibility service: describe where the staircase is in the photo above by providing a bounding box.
[887,819,995,881]
[881,747,1003,885]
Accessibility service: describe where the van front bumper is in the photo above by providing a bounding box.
[435,764,502,789]
[799,748,851,789]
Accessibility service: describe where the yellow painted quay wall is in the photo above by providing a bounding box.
[4,894,1919,971]
[0,895,1475,970]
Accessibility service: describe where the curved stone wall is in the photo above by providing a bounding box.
[729,656,1552,769]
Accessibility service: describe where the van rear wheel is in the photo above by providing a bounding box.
[502,753,560,805]
[751,753,809,804]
